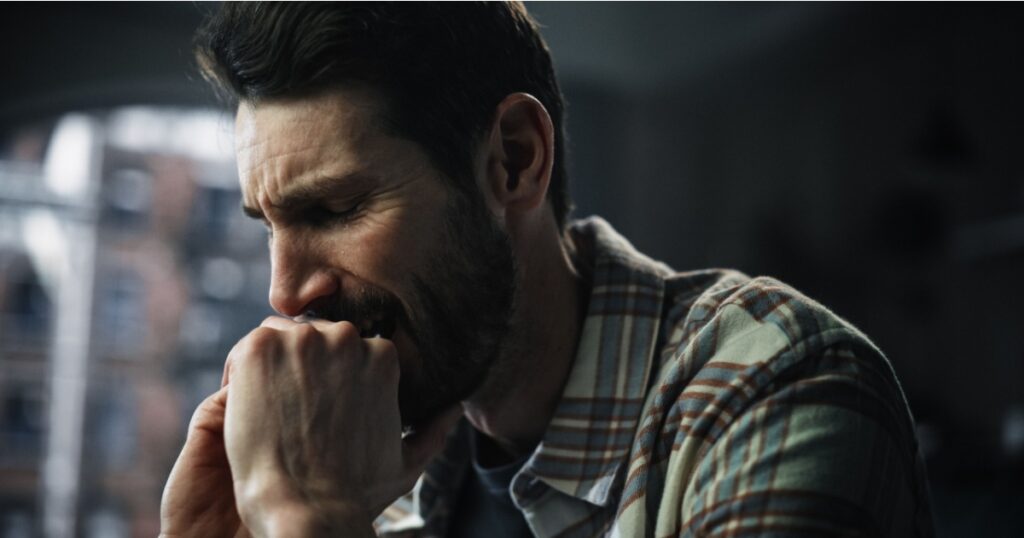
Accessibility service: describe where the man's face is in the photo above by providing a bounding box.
[235,89,516,428]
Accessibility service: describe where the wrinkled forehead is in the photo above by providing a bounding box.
[235,91,382,159]
[233,90,389,196]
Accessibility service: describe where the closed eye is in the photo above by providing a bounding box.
[245,197,366,247]
[306,202,362,227]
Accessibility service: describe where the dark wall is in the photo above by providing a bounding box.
[543,3,1024,426]
[530,5,1024,534]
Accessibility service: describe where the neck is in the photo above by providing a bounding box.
[462,215,586,457]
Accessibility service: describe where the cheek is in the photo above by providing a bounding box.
[337,206,436,288]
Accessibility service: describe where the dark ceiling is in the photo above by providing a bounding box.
[0,2,216,129]
[0,2,854,129]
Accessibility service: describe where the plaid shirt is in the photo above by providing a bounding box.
[379,217,934,537]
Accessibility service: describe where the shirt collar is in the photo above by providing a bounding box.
[521,216,671,507]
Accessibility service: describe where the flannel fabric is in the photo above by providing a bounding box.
[379,217,934,537]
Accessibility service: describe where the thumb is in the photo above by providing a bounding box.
[401,405,463,472]
[187,386,230,440]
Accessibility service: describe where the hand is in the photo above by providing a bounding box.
[222,317,461,537]
[160,387,250,538]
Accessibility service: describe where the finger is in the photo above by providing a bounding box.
[362,334,398,360]
[361,335,400,381]
[263,315,351,337]
[187,386,230,439]
[303,317,344,332]
[316,320,365,353]
[224,323,285,386]
[401,405,463,473]
[221,356,231,388]
[260,315,298,330]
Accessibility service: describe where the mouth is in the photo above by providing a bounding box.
[357,312,398,339]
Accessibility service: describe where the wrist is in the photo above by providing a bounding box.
[234,473,376,537]
[263,501,375,538]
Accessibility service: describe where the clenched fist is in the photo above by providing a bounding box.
[161,317,460,537]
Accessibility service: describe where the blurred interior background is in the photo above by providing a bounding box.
[0,2,1022,537]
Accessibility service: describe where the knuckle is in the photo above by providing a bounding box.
[230,327,282,372]
[332,320,362,346]
[290,325,326,363]
[336,319,360,338]
[245,326,279,350]
[292,323,320,346]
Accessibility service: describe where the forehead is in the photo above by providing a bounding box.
[234,89,391,197]
[235,88,415,210]
[235,87,452,220]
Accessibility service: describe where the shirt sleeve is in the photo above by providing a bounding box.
[676,345,934,537]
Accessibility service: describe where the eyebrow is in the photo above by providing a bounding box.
[241,172,377,220]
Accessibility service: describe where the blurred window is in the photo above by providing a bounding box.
[0,106,272,535]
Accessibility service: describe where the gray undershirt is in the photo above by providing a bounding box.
[448,428,534,537]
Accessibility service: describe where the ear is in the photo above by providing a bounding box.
[480,93,555,219]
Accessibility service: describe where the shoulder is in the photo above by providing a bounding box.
[634,272,933,536]
[659,270,885,382]
[648,269,918,461]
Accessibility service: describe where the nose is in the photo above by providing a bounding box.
[268,234,339,318]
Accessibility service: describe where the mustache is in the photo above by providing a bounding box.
[300,286,402,325]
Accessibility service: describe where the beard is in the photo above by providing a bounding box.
[399,190,517,427]
[308,187,517,429]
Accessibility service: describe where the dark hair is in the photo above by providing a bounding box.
[195,1,572,227]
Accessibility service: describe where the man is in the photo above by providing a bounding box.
[161,3,934,537]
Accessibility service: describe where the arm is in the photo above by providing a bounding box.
[677,347,932,537]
